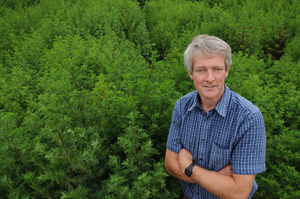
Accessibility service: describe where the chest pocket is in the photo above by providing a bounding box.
[208,142,232,172]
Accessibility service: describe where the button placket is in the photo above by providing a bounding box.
[198,117,208,166]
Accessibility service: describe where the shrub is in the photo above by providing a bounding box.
[1,0,300,198]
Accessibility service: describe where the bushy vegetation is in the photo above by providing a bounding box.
[0,0,299,198]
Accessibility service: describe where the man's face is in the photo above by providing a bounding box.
[188,55,229,104]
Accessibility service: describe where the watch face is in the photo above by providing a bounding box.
[185,169,192,177]
[185,163,195,177]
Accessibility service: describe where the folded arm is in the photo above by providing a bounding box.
[165,148,255,199]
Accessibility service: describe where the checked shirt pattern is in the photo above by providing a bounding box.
[166,84,266,199]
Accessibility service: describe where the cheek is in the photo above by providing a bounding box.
[217,73,228,81]
[194,77,204,84]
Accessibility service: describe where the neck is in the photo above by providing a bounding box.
[201,100,218,114]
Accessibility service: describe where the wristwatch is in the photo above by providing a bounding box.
[184,163,196,177]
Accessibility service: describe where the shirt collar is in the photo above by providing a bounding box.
[188,91,202,112]
[188,84,231,118]
[214,84,230,117]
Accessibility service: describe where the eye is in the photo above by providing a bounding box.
[215,68,223,72]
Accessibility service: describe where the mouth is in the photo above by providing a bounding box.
[205,86,216,88]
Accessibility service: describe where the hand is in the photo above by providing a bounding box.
[178,148,193,173]
[218,165,233,177]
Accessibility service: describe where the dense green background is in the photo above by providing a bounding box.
[0,0,299,198]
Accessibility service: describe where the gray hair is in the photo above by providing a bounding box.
[184,35,232,74]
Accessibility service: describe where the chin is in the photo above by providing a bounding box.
[202,92,217,99]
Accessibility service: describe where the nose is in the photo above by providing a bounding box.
[205,69,215,82]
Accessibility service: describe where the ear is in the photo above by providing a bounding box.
[225,65,231,78]
[186,68,193,79]
[227,65,231,72]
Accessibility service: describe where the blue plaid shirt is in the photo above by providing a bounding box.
[166,84,266,199]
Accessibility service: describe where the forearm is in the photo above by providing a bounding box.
[178,148,254,199]
[165,149,197,183]
[165,160,197,183]
[190,166,253,199]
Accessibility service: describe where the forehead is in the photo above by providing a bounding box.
[193,54,225,67]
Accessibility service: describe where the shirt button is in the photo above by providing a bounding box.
[200,158,203,161]
[202,139,205,141]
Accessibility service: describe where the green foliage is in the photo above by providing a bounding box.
[256,129,300,198]
[284,28,300,62]
[144,0,300,60]
[0,0,300,198]
[100,111,175,198]
[0,0,40,9]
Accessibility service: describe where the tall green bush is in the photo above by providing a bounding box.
[1,0,300,198]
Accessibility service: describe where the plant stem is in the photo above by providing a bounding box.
[52,120,74,180]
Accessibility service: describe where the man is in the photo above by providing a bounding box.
[165,35,266,199]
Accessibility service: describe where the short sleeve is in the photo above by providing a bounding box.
[232,110,266,175]
[166,105,183,153]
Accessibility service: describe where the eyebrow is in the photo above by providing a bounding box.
[194,65,225,69]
